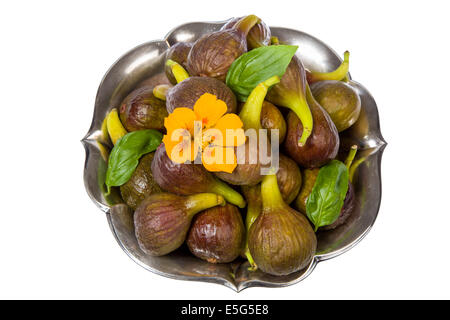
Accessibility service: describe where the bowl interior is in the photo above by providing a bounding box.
[82,20,386,291]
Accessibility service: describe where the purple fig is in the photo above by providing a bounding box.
[151,144,246,208]
[187,15,260,81]
[187,204,245,263]
[135,192,225,256]
[248,174,317,276]
[284,84,339,168]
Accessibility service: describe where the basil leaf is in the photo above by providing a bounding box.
[105,130,163,192]
[306,160,349,231]
[226,45,298,101]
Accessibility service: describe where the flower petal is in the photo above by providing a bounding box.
[213,113,246,147]
[163,129,196,163]
[164,107,197,135]
[202,145,237,173]
[193,93,227,129]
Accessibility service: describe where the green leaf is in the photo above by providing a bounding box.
[105,130,163,192]
[226,45,298,101]
[306,160,349,231]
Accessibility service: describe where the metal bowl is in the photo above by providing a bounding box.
[82,19,386,292]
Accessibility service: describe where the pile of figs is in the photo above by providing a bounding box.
[100,15,363,277]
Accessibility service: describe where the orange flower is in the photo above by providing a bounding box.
[162,93,246,173]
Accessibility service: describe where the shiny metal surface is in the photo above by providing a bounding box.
[82,19,386,292]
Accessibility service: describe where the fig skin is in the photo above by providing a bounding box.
[166,76,237,114]
[221,17,271,49]
[119,153,162,210]
[261,101,287,144]
[187,15,260,81]
[119,86,168,132]
[214,138,268,186]
[187,204,245,263]
[266,55,313,146]
[284,86,339,168]
[248,174,317,276]
[294,169,355,230]
[311,80,361,132]
[165,42,193,85]
[277,154,302,204]
[151,144,246,208]
[294,168,320,214]
[134,192,225,256]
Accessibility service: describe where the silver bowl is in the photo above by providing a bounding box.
[82,19,387,292]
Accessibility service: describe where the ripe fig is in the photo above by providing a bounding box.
[248,174,317,276]
[187,204,245,263]
[277,154,302,204]
[119,152,162,210]
[284,84,339,168]
[134,192,225,256]
[165,76,237,114]
[261,101,287,144]
[215,76,279,186]
[311,80,361,132]
[266,55,313,146]
[165,42,193,85]
[221,16,271,49]
[152,144,246,208]
[119,86,168,132]
[187,15,260,81]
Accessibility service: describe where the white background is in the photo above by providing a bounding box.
[1,0,449,299]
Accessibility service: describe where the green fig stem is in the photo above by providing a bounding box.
[349,157,366,183]
[307,51,350,83]
[289,93,313,147]
[166,59,190,83]
[233,14,261,36]
[241,185,261,271]
[239,76,280,131]
[245,249,258,271]
[345,145,358,170]
[210,180,246,208]
[153,84,170,101]
[261,174,285,209]
[185,193,225,217]
[270,36,279,45]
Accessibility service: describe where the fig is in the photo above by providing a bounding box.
[277,154,302,204]
[187,203,245,263]
[165,42,193,84]
[187,15,260,81]
[248,174,317,276]
[306,51,350,84]
[221,16,271,49]
[215,76,279,186]
[294,167,319,214]
[284,84,339,168]
[266,55,314,146]
[119,86,168,132]
[295,146,358,230]
[152,144,246,208]
[166,76,237,114]
[119,152,162,210]
[134,192,225,256]
[311,80,361,132]
[260,101,287,144]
